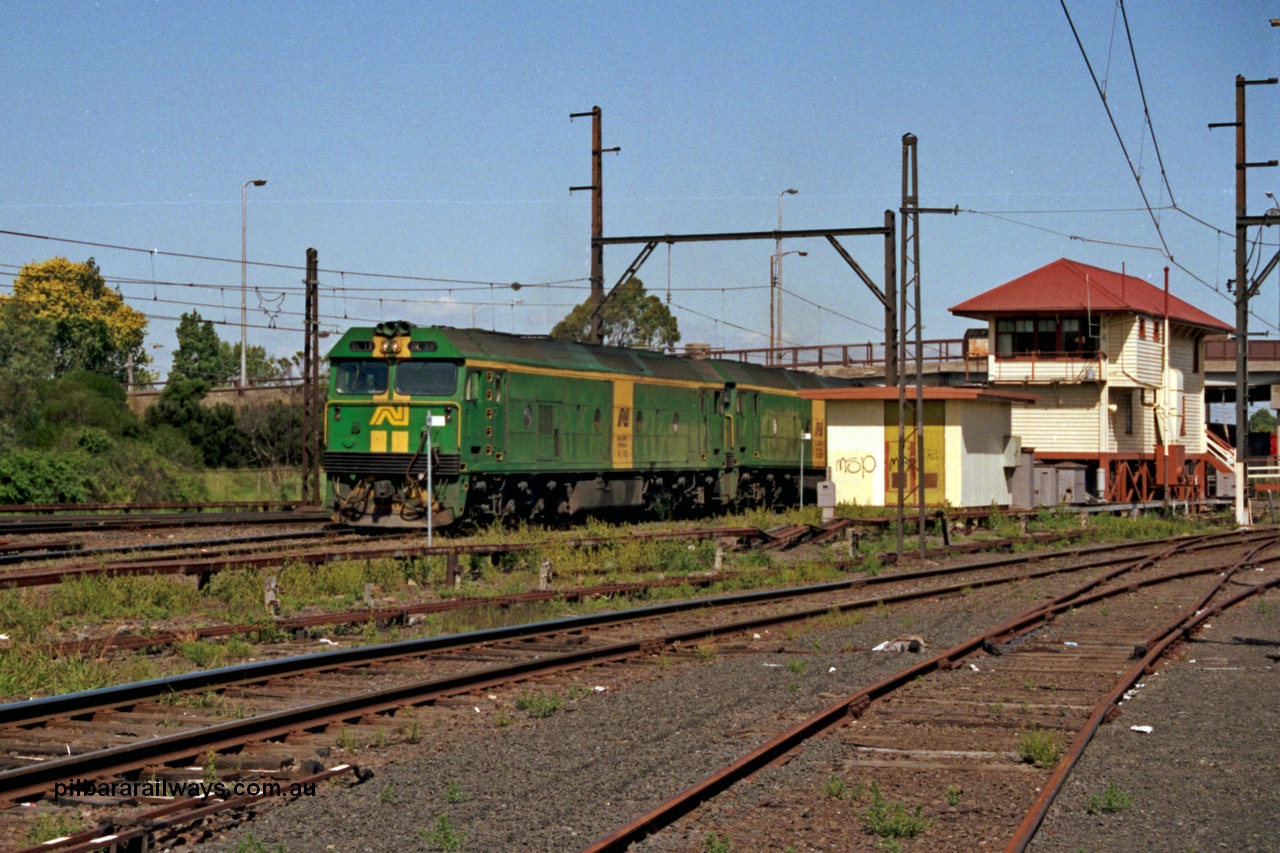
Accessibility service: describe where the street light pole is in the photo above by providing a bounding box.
[241,179,267,388]
[775,188,798,364]
[770,249,807,366]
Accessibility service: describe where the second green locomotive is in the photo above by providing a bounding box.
[324,322,845,528]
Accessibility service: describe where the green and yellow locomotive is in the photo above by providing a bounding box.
[324,322,846,528]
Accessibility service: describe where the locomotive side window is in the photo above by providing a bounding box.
[671,412,680,434]
[394,361,458,396]
[593,408,602,432]
[464,372,476,401]
[523,405,533,429]
[333,361,389,395]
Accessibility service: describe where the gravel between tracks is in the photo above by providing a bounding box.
[204,577,1054,853]
[157,539,1280,852]
[1027,583,1280,853]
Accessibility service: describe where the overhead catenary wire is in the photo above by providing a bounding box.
[0,227,588,289]
[1060,0,1172,260]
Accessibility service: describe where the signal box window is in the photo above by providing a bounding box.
[334,361,388,395]
[996,316,1099,358]
[395,362,458,396]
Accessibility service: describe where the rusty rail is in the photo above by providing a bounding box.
[577,535,1280,852]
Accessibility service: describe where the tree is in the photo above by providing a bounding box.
[171,311,234,383]
[2,257,148,382]
[550,277,680,349]
[0,297,54,427]
[143,377,243,466]
[1249,407,1276,434]
[170,311,292,385]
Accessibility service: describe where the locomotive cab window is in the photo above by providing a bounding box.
[394,361,458,396]
[333,360,389,395]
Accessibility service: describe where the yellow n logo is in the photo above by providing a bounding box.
[370,406,409,427]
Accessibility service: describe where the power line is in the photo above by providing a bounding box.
[1060,0,1172,260]
[0,227,588,288]
[964,210,1165,251]
[777,286,882,333]
[1119,0,1177,209]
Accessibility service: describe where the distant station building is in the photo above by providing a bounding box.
[797,387,1034,509]
[949,258,1234,502]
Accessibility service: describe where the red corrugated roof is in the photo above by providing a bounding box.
[949,259,1233,333]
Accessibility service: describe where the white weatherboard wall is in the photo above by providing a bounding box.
[947,400,1014,507]
[1010,384,1102,455]
[826,401,885,508]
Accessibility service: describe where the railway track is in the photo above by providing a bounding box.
[43,525,1102,657]
[577,533,1280,852]
[0,528,1269,850]
[0,510,330,536]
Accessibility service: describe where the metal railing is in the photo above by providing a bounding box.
[710,338,979,372]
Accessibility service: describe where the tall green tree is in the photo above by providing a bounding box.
[550,277,680,349]
[171,311,234,383]
[170,311,293,385]
[0,297,54,429]
[2,257,148,381]
[1249,407,1277,434]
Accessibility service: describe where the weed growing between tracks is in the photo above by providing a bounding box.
[25,812,88,846]
[1017,726,1064,768]
[419,815,465,851]
[1086,780,1133,815]
[861,781,935,840]
[0,508,1231,703]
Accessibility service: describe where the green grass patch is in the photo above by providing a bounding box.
[419,815,464,851]
[1017,727,1063,768]
[1086,781,1132,815]
[25,812,88,845]
[861,781,934,839]
[514,691,562,718]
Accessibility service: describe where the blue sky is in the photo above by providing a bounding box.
[2,1,1277,375]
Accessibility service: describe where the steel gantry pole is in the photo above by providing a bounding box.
[897,134,957,557]
[1212,74,1278,526]
[571,107,619,345]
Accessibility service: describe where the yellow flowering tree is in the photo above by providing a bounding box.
[2,257,148,382]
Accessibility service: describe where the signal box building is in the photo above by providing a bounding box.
[949,259,1234,502]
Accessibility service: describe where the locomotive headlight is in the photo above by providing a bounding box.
[333,406,342,421]
[380,341,390,353]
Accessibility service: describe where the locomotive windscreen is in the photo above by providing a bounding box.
[394,361,459,396]
[333,361,389,395]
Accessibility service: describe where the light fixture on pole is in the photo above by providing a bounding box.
[769,249,807,364]
[241,179,267,388]
[773,188,798,365]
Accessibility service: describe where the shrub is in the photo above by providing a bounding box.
[1086,781,1132,814]
[515,691,562,718]
[0,448,93,503]
[862,781,934,839]
[1017,727,1062,768]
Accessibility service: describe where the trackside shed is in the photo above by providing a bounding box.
[796,387,1035,508]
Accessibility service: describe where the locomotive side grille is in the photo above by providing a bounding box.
[324,451,462,479]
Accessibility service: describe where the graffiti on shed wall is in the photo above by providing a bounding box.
[835,453,878,478]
